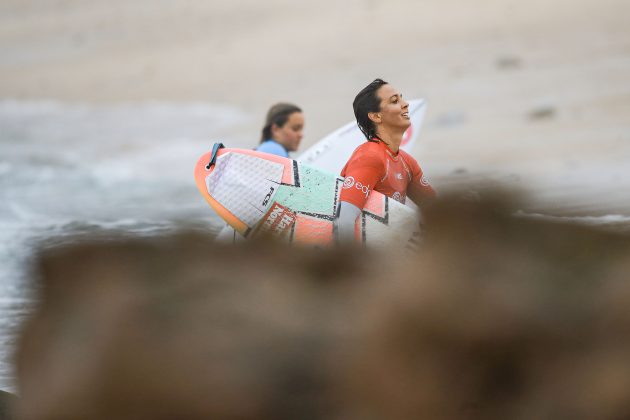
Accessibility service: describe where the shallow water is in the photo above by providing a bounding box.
[0,100,253,390]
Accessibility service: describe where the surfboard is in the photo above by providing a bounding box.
[195,144,420,248]
[297,98,427,174]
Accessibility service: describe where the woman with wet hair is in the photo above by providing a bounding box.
[337,78,436,242]
[255,103,304,157]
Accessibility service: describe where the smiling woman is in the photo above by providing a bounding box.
[336,78,436,242]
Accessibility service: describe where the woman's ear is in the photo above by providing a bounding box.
[270,123,280,138]
[368,112,382,124]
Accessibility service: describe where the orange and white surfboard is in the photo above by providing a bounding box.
[194,144,419,247]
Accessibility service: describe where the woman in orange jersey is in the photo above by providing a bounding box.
[336,78,436,242]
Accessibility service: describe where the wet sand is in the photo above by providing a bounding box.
[1,0,629,216]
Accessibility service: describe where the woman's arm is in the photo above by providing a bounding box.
[337,149,383,243]
[336,201,362,243]
[404,155,436,208]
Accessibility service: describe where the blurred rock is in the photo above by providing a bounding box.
[336,192,630,420]
[0,390,17,420]
[17,237,372,420]
[14,191,630,420]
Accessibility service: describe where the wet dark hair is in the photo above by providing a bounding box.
[353,78,388,141]
[260,103,302,143]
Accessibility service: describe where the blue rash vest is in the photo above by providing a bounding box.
[255,139,289,158]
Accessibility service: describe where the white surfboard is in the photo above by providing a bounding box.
[298,98,427,174]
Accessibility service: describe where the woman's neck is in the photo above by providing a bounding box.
[376,128,404,153]
[270,138,289,151]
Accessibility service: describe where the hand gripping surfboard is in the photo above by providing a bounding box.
[194,144,420,247]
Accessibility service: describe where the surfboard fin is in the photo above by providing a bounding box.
[206,142,225,170]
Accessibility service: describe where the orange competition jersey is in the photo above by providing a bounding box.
[339,140,436,209]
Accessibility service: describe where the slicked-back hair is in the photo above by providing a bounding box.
[353,78,388,141]
[260,103,302,143]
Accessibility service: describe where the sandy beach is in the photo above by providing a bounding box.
[2,0,629,217]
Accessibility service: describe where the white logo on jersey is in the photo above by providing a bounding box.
[392,191,405,203]
[343,176,370,197]
[396,173,404,180]
[355,181,370,198]
[420,175,430,186]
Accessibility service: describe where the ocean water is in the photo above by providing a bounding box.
[0,100,254,391]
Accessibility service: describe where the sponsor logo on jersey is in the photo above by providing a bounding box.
[355,181,370,198]
[420,175,430,186]
[396,173,404,180]
[255,202,296,238]
[392,191,405,203]
[343,176,370,198]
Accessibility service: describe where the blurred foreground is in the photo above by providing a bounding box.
[12,191,630,420]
